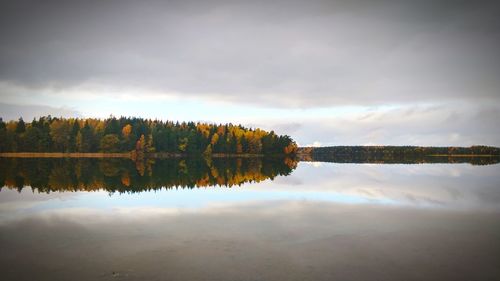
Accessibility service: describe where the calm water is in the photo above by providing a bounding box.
[1,158,499,281]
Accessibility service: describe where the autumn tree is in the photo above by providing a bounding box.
[121,124,133,150]
[136,134,146,153]
[122,124,132,139]
[178,137,188,152]
[211,133,219,145]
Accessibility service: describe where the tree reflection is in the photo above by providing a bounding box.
[0,157,297,193]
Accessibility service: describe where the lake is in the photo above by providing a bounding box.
[1,157,499,281]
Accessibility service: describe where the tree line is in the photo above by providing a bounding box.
[298,145,500,165]
[0,116,298,155]
[303,145,500,156]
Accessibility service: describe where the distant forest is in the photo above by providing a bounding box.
[299,145,500,165]
[0,116,297,155]
[300,145,500,156]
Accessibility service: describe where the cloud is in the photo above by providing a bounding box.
[254,103,500,146]
[0,0,499,108]
[0,103,81,121]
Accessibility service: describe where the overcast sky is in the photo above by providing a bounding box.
[1,0,499,146]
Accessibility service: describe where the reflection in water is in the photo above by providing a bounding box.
[0,157,297,193]
[272,162,500,210]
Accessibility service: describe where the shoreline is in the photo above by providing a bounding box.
[427,154,499,157]
[1,149,499,159]
[0,152,133,158]
[0,152,271,158]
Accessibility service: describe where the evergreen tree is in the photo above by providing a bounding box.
[15,118,26,134]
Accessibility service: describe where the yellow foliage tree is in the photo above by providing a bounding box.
[283,143,298,154]
[211,133,219,145]
[122,124,132,139]
[178,137,188,152]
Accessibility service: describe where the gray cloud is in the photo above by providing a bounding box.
[0,103,80,121]
[1,0,499,107]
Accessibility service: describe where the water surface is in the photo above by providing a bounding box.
[1,158,499,281]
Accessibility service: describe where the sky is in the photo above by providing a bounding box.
[1,0,499,146]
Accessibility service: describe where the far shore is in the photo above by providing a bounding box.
[426,154,499,157]
[297,146,500,158]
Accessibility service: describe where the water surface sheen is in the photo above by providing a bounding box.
[1,158,499,281]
